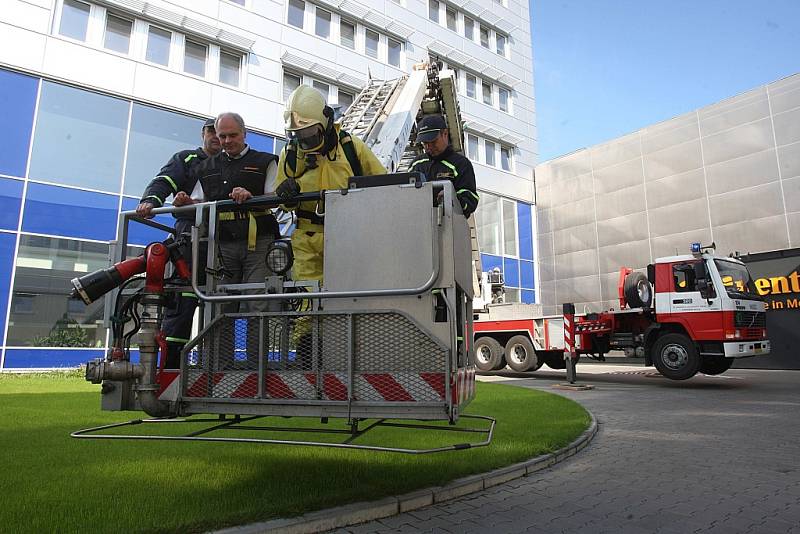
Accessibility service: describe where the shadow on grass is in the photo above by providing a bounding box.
[0,379,589,534]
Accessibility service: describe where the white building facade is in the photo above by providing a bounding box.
[0,0,537,368]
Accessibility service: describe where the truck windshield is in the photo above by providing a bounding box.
[714,259,759,299]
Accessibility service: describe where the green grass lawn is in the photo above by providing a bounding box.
[0,372,589,534]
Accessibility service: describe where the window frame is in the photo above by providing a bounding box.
[465,73,477,99]
[57,0,92,42]
[484,139,496,167]
[287,0,306,30]
[340,18,356,49]
[482,80,493,106]
[283,71,302,101]
[496,32,507,57]
[102,12,133,54]
[500,145,513,171]
[463,15,475,41]
[445,6,457,32]
[467,134,479,161]
[479,25,490,48]
[144,24,172,67]
[365,28,380,60]
[219,49,242,87]
[428,0,440,23]
[314,6,332,39]
[183,39,208,78]
[498,86,510,113]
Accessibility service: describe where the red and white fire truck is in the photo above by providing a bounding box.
[473,243,770,380]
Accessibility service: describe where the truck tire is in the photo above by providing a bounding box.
[474,337,504,372]
[540,350,567,370]
[505,335,540,372]
[624,272,653,308]
[699,355,734,375]
[651,333,701,380]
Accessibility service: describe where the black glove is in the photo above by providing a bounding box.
[457,190,479,217]
[276,178,301,201]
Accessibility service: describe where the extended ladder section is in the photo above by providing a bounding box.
[339,62,482,296]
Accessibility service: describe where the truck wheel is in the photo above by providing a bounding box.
[652,333,701,380]
[505,335,539,372]
[699,355,734,375]
[541,350,567,370]
[624,272,653,308]
[474,337,504,372]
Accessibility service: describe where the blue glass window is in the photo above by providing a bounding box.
[247,131,275,154]
[23,183,119,241]
[503,257,519,287]
[29,81,129,193]
[120,197,173,246]
[7,236,109,349]
[520,260,535,289]
[0,178,23,230]
[517,202,533,260]
[522,290,536,304]
[0,232,17,344]
[0,69,38,178]
[123,104,204,197]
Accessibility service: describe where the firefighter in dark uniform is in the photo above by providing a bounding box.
[408,114,479,217]
[409,115,478,360]
[136,118,220,369]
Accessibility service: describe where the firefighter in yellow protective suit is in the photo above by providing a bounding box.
[275,85,386,284]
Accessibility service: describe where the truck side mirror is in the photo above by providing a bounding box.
[693,262,716,300]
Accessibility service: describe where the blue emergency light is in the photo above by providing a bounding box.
[691,242,702,254]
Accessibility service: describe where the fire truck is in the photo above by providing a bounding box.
[473,242,770,380]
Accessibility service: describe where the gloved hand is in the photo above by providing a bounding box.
[276,178,301,201]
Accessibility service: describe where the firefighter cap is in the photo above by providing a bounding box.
[284,85,329,132]
[416,114,448,143]
[203,118,216,129]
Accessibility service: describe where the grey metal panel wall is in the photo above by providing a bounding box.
[535,73,800,316]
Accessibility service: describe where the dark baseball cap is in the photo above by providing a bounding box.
[416,115,447,143]
[203,118,216,129]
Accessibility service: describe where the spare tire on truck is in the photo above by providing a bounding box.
[624,272,653,308]
[474,336,505,371]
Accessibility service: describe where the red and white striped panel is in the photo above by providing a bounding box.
[157,370,181,402]
[450,367,476,407]
[180,370,448,402]
[563,314,574,353]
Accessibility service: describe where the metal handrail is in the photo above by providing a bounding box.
[179,181,451,303]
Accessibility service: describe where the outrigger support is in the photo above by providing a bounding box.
[71,414,496,454]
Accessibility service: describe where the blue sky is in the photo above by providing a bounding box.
[530,0,800,161]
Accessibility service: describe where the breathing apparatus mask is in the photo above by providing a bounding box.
[286,106,336,171]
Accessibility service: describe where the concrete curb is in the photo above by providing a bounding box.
[213,413,598,534]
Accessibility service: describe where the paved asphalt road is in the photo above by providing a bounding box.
[337,364,800,533]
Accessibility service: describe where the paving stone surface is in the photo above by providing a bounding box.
[335,366,800,533]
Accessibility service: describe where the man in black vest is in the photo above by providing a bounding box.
[175,113,279,368]
[136,118,220,369]
[408,115,479,217]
